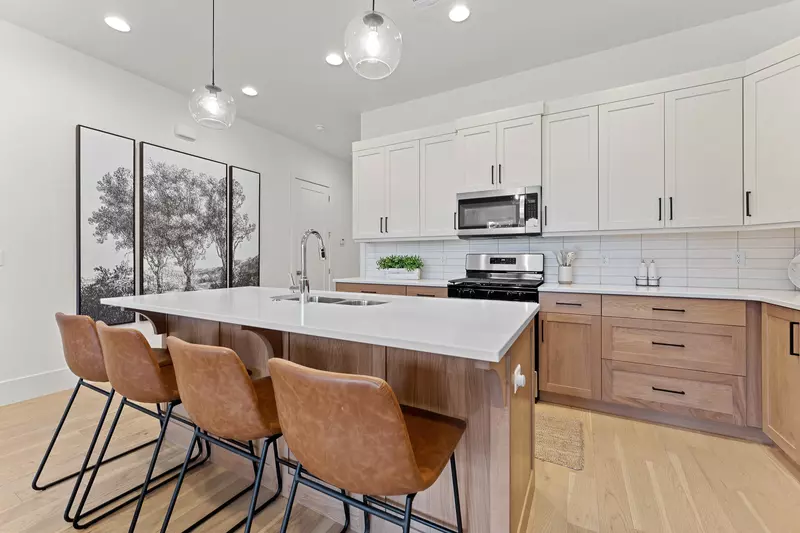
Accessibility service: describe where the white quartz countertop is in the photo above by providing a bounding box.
[103,287,538,363]
[539,283,800,311]
[333,277,450,288]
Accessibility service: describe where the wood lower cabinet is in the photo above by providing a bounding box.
[405,286,448,298]
[335,283,407,296]
[763,304,800,463]
[539,312,602,399]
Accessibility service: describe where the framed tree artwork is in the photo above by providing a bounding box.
[229,167,261,287]
[76,125,136,325]
[139,143,228,294]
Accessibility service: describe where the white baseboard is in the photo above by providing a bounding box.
[0,368,76,406]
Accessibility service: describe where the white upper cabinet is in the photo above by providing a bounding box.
[599,94,665,231]
[745,54,800,225]
[542,107,599,232]
[458,124,497,192]
[385,141,420,238]
[497,116,542,188]
[420,134,459,237]
[665,80,743,228]
[353,148,387,239]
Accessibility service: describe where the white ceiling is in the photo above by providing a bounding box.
[0,0,790,158]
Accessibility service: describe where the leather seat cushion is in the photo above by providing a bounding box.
[401,405,466,491]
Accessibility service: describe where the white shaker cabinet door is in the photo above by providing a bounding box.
[665,80,743,228]
[542,107,599,233]
[385,141,420,238]
[745,55,800,225]
[599,95,665,231]
[497,115,542,188]
[420,134,459,237]
[457,123,497,192]
[352,148,387,239]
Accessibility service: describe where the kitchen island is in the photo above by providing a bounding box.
[103,286,538,533]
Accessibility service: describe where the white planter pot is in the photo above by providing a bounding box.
[558,266,573,284]
[383,268,421,280]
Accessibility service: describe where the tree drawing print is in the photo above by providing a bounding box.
[230,167,260,287]
[77,126,136,325]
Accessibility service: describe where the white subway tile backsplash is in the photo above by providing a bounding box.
[360,229,799,291]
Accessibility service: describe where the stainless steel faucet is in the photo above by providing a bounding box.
[298,229,327,303]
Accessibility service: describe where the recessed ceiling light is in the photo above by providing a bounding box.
[104,15,131,33]
[241,86,258,97]
[315,124,326,132]
[325,53,344,66]
[449,5,470,22]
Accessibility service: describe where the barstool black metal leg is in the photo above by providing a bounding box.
[362,497,371,533]
[450,454,464,533]
[127,402,175,532]
[340,489,351,533]
[32,379,82,491]
[279,462,303,533]
[159,427,200,533]
[62,386,116,521]
[243,437,270,533]
[402,494,416,533]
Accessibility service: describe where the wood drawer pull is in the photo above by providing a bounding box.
[652,307,686,313]
[651,341,686,349]
[556,302,583,307]
[652,386,685,396]
[360,290,377,294]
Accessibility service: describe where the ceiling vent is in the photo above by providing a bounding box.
[412,0,441,8]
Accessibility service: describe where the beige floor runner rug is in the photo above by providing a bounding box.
[535,413,585,471]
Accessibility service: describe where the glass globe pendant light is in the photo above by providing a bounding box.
[344,0,402,80]
[189,0,236,129]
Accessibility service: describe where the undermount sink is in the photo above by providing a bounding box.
[272,294,388,306]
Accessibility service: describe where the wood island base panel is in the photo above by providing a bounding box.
[141,312,535,533]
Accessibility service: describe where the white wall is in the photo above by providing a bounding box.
[0,20,359,405]
[362,1,800,138]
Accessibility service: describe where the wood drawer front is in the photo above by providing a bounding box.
[602,295,746,326]
[602,360,746,425]
[540,293,601,315]
[602,318,746,375]
[406,286,448,298]
[336,283,407,296]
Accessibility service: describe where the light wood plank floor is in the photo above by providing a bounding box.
[2,389,800,532]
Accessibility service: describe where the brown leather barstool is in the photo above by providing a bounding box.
[71,323,210,531]
[268,358,466,533]
[32,314,160,524]
[159,336,284,533]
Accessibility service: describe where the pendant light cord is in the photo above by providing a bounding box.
[372,0,375,11]
[211,0,216,85]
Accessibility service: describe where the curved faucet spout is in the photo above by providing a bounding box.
[299,229,327,303]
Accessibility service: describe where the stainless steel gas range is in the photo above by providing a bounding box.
[448,253,544,399]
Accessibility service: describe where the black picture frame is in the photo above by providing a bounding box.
[139,142,228,295]
[229,166,262,287]
[76,125,136,325]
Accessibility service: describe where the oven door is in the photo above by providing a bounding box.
[457,188,527,238]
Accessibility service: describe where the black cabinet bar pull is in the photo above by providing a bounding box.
[746,191,752,217]
[791,322,800,357]
[361,290,377,294]
[652,307,686,313]
[379,217,384,233]
[416,294,436,298]
[453,212,457,230]
[652,386,685,395]
[498,163,502,184]
[658,198,662,221]
[491,165,495,185]
[556,302,583,307]
[385,216,389,233]
[541,320,545,343]
[652,341,686,348]
[544,206,548,226]
[669,197,674,221]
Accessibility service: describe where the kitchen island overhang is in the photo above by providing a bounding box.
[102,287,538,533]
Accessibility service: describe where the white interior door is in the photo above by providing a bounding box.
[599,94,665,230]
[665,80,743,228]
[291,178,330,291]
[458,124,498,192]
[497,115,542,188]
[420,134,459,237]
[542,107,599,232]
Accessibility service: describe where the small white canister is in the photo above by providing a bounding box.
[558,266,573,285]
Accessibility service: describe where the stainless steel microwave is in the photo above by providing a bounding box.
[456,186,541,238]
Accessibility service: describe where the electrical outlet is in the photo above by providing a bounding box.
[601,254,610,266]
[340,238,346,247]
[734,251,746,266]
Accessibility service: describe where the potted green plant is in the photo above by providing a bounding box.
[376,255,424,280]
